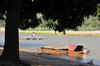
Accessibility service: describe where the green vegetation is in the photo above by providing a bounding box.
[19,30,100,36]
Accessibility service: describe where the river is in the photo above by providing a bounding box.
[0,32,100,65]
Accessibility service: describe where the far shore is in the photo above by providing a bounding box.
[1,30,100,36]
[19,30,100,34]
[19,30,100,36]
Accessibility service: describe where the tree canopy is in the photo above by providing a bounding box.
[19,0,100,32]
[0,0,100,31]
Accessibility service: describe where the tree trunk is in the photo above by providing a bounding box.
[1,0,22,61]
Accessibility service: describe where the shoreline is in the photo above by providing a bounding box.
[0,47,96,66]
[1,30,100,36]
[20,30,100,33]
[1,30,100,34]
[19,30,100,33]
[19,31,100,36]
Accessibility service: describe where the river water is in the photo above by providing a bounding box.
[0,33,100,65]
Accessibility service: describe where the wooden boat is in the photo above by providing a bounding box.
[38,44,90,55]
[20,36,46,40]
[38,45,68,55]
[23,37,43,40]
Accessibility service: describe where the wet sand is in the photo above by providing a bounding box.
[0,47,96,66]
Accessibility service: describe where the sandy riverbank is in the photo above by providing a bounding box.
[1,27,100,34]
[19,30,100,33]
[0,47,96,66]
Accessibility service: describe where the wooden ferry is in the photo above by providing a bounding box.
[38,45,68,55]
[38,44,90,55]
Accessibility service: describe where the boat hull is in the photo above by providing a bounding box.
[38,45,90,55]
[38,48,68,55]
[68,50,90,54]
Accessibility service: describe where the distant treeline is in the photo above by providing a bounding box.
[78,15,100,31]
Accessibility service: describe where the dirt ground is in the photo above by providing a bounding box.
[0,47,96,66]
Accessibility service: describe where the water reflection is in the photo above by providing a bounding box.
[0,42,4,46]
[53,53,100,65]
[56,53,85,60]
[19,43,48,51]
[53,53,94,65]
[19,43,44,47]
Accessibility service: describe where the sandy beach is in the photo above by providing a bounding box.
[0,47,96,66]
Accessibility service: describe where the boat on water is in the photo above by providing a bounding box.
[38,44,90,55]
[20,34,46,40]
[38,45,68,55]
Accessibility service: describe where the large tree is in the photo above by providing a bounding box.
[0,0,22,61]
[0,0,100,63]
